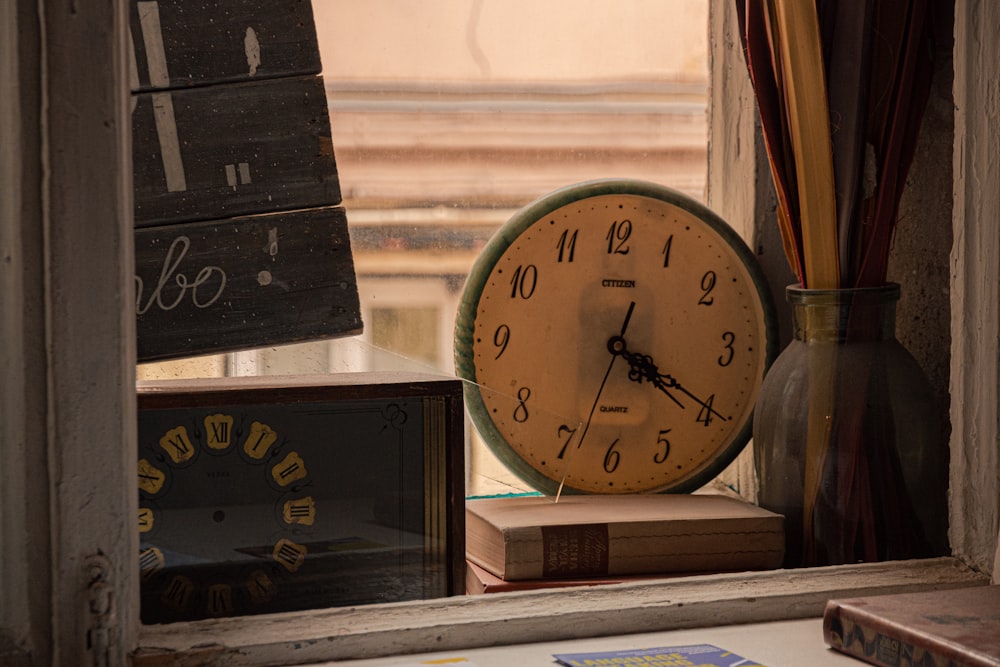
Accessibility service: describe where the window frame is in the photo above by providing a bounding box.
[2,1,998,666]
[132,558,987,665]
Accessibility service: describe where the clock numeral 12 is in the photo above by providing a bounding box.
[204,413,234,450]
[606,219,632,255]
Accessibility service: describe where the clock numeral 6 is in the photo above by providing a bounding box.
[603,438,621,473]
[513,386,531,423]
[510,264,537,299]
[207,584,234,616]
[654,429,671,463]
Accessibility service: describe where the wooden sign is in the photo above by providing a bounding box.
[135,207,361,361]
[129,0,321,91]
[132,75,341,227]
[130,0,362,361]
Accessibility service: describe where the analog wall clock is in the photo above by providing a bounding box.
[455,179,777,495]
[136,373,465,624]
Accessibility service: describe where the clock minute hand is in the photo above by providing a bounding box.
[556,301,637,501]
[658,374,728,422]
[669,377,729,422]
[578,301,636,447]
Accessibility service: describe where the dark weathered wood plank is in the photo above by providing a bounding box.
[129,0,321,91]
[135,206,361,361]
[133,75,341,227]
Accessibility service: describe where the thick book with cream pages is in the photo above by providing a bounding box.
[465,494,784,581]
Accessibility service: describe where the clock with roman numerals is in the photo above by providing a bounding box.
[455,179,777,495]
[136,373,465,624]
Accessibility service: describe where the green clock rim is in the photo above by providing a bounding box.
[454,178,779,495]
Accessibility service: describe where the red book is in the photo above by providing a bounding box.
[465,560,691,595]
[823,585,1000,667]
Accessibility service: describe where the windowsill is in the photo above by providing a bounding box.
[133,556,988,666]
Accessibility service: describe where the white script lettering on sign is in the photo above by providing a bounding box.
[135,236,227,315]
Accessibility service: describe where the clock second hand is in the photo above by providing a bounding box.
[556,301,635,501]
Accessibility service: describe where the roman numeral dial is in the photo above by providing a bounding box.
[136,411,314,622]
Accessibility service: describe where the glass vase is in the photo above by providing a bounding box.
[753,283,948,568]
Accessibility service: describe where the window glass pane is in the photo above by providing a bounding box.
[322,0,709,494]
[371,307,440,371]
[253,342,332,376]
[137,0,709,495]
[137,355,226,381]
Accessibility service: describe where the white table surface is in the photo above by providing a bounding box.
[301,618,862,667]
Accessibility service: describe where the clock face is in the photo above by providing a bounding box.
[135,380,463,624]
[455,180,777,494]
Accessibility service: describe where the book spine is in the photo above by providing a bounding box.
[539,523,610,578]
[485,523,611,580]
[499,522,783,580]
[823,600,997,667]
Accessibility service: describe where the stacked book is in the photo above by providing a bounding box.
[823,584,1000,667]
[465,494,785,594]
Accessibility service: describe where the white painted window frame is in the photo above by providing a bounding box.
[1,2,997,666]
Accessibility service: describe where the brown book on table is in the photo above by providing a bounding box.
[823,584,1000,667]
[465,494,784,581]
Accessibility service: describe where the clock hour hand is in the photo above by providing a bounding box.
[607,335,729,422]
